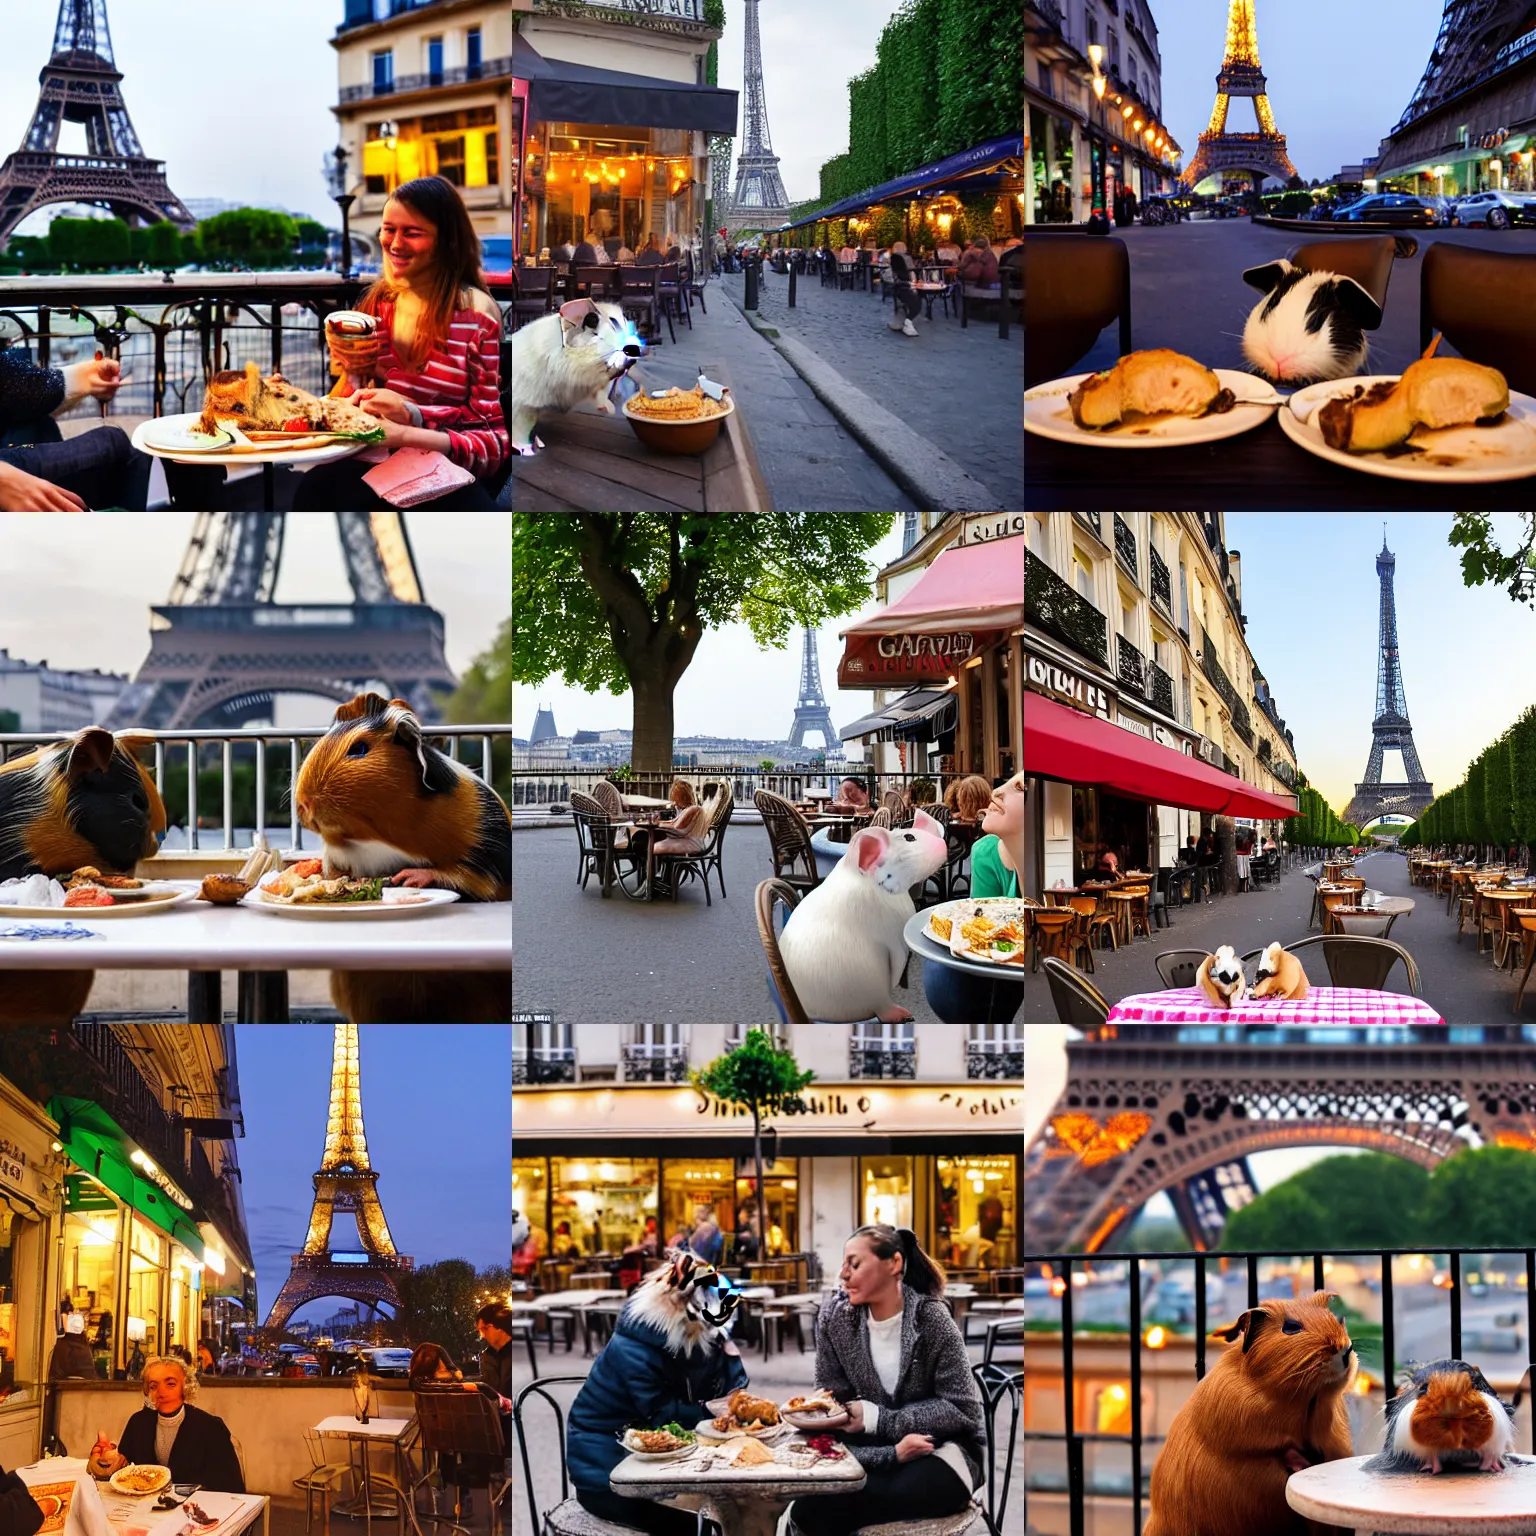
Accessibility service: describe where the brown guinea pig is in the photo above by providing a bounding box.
[294,692,510,1023]
[0,727,167,1025]
[1143,1290,1356,1536]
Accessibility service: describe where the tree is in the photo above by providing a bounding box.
[440,615,511,803]
[1449,513,1536,607]
[1222,1154,1431,1251]
[512,515,892,776]
[0,708,18,732]
[198,207,300,269]
[690,1029,815,1260]
[1512,707,1536,851]
[393,1258,510,1360]
[1485,733,1516,850]
[757,759,776,772]
[1417,1147,1536,1248]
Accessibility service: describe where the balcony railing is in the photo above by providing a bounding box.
[512,1049,575,1085]
[1198,627,1254,747]
[1025,1245,1536,1529]
[1147,660,1174,719]
[848,1045,917,1079]
[1113,514,1138,580]
[1075,511,1102,539]
[1026,550,1110,668]
[965,1044,1023,1079]
[1149,547,1172,616]
[508,768,945,810]
[622,1043,689,1082]
[1116,633,1146,699]
[339,56,512,102]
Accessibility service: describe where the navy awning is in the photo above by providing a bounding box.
[788,133,1025,228]
[514,35,738,136]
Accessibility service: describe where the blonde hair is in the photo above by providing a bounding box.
[140,1356,198,1402]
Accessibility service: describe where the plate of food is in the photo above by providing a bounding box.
[1278,357,1536,482]
[924,898,1026,967]
[241,864,461,918]
[1024,350,1282,447]
[696,1391,784,1441]
[0,870,195,918]
[782,1392,850,1430]
[110,1465,173,1497]
[617,1423,697,1461]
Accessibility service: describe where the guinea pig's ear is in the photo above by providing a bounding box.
[334,692,392,725]
[850,826,890,875]
[1308,1290,1342,1312]
[1214,1306,1272,1354]
[1326,275,1384,331]
[1242,259,1294,294]
[64,727,116,779]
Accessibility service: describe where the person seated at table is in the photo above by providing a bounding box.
[635,233,663,267]
[571,236,600,266]
[0,1462,42,1536]
[552,237,576,263]
[91,1355,244,1492]
[1093,847,1121,880]
[959,235,998,287]
[830,777,871,813]
[615,241,635,263]
[552,1220,583,1259]
[567,1253,746,1536]
[0,342,151,510]
[788,1225,984,1536]
[935,236,961,264]
[943,773,994,822]
[668,777,697,811]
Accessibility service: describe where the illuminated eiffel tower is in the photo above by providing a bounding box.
[1184,0,1298,192]
[263,1025,413,1330]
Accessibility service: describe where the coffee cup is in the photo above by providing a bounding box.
[326,311,381,390]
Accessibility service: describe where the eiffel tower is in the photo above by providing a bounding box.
[1183,0,1298,193]
[101,513,460,731]
[0,0,192,249]
[1026,1030,1536,1253]
[263,1024,413,1331]
[726,0,790,235]
[1345,531,1434,827]
[787,626,837,752]
[1393,1,1535,131]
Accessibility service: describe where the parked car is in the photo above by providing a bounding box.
[361,1346,414,1377]
[1451,190,1536,229]
[1331,193,1439,227]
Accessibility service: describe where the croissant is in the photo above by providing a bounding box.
[1317,356,1509,453]
[1068,349,1231,429]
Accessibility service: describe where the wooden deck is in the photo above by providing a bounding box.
[510,362,769,511]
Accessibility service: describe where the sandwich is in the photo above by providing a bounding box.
[1317,356,1509,453]
[197,361,386,444]
[1068,349,1234,430]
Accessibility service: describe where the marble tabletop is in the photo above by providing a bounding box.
[1287,1454,1536,1532]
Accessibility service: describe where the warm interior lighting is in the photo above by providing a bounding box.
[1093,77,1106,99]
[1049,1275,1068,1299]
[1088,43,1103,64]
[1144,1325,1168,1350]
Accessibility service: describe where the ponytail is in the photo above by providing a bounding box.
[850,1224,947,1297]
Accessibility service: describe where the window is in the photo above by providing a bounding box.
[61,1195,119,1377]
[372,50,394,94]
[127,1217,166,1362]
[1178,563,1190,632]
[1074,552,1094,602]
[1109,31,1119,69]
[1026,513,1048,559]
[512,1158,548,1276]
[434,135,467,187]
[860,1156,914,1229]
[551,1157,659,1256]
[467,27,483,76]
[937,1155,1017,1270]
[486,131,499,187]
[662,1160,734,1256]
[733,1158,798,1259]
[1087,16,1099,46]
[0,1211,18,1389]
[1152,627,1170,669]
[426,36,444,85]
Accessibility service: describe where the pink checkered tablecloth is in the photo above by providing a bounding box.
[1106,986,1445,1027]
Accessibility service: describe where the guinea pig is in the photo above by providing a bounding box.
[1144,1291,1356,1536]
[1241,260,1381,386]
[295,692,510,1022]
[776,810,949,1023]
[0,727,166,1026]
[1251,941,1309,1001]
[1195,944,1249,1009]
[1366,1359,1516,1475]
[511,298,644,452]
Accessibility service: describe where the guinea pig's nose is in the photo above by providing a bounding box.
[622,342,643,357]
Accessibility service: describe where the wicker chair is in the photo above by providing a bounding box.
[879,788,907,817]
[756,877,812,1023]
[1154,949,1210,989]
[570,791,636,898]
[653,787,733,905]
[754,789,822,892]
[1239,935,1421,995]
[1041,957,1110,1026]
[591,778,626,819]
[869,806,895,829]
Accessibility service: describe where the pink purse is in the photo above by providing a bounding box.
[362,448,476,507]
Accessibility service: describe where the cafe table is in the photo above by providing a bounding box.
[1025,415,1536,512]
[621,793,673,809]
[1287,1453,1536,1533]
[314,1415,414,1536]
[1107,986,1445,1028]
[0,881,510,1022]
[610,1429,866,1536]
[15,1457,270,1536]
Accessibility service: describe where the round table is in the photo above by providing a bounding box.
[1287,1453,1536,1533]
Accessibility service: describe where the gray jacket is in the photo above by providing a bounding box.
[815,1286,985,1486]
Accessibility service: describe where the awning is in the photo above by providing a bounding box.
[47,1097,205,1258]
[1026,693,1300,819]
[788,133,1024,227]
[838,537,1023,688]
[841,687,957,742]
[514,35,738,135]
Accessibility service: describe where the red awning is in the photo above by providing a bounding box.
[1025,693,1299,819]
[838,537,1024,687]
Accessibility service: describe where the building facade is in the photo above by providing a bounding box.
[333,0,513,252]
[1023,512,1301,896]
[513,1024,1022,1291]
[0,650,127,733]
[1025,0,1181,224]
[0,1025,254,1468]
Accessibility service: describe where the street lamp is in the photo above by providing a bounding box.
[326,142,357,283]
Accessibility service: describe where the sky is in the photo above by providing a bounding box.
[235,1025,510,1325]
[0,0,345,230]
[0,513,511,726]
[511,513,907,746]
[1153,0,1447,183]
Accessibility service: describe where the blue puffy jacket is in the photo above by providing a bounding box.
[566,1311,750,1493]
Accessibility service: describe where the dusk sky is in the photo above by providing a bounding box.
[235,1026,510,1325]
[1155,0,1446,183]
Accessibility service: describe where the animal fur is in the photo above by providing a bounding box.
[1144,1291,1356,1536]
[1252,942,1310,1001]
[1196,945,1249,1009]
[1366,1360,1516,1474]
[623,1252,739,1359]
[510,301,641,452]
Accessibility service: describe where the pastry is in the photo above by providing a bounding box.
[1068,349,1233,429]
[1317,356,1509,452]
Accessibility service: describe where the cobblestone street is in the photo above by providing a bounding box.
[719,268,1024,509]
[1025,850,1529,1024]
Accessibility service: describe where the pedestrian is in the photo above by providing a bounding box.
[690,1203,725,1265]
[1125,187,1139,223]
[733,1212,759,1263]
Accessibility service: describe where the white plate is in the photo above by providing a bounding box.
[617,1439,696,1462]
[108,1465,171,1496]
[782,1408,850,1430]
[1024,367,1281,448]
[239,886,462,919]
[0,887,195,919]
[133,420,235,454]
[1279,375,1536,482]
[133,413,376,467]
[694,1418,785,1442]
[924,897,1028,967]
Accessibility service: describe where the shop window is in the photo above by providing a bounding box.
[662,1159,733,1258]
[0,1211,16,1388]
[861,1156,914,1230]
[434,135,467,187]
[61,1198,119,1377]
[128,1217,166,1366]
[937,1155,1017,1271]
[512,1158,547,1277]
[552,1156,658,1258]
[1095,1381,1133,1435]
[733,1157,798,1260]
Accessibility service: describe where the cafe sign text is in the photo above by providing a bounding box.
[1027,654,1110,714]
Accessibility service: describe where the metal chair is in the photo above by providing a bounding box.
[511,266,555,331]
[1239,935,1421,995]
[756,877,812,1025]
[1154,948,1211,990]
[412,1389,509,1536]
[509,1316,538,1380]
[1041,956,1110,1026]
[294,1428,354,1536]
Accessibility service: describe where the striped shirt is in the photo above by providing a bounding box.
[367,298,508,479]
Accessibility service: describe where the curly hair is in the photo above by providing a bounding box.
[139,1356,198,1402]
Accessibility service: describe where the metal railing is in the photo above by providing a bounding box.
[512,1048,576,1085]
[1026,550,1110,668]
[965,1044,1024,1079]
[1026,1245,1536,1535]
[508,767,964,812]
[1115,633,1146,699]
[1146,660,1174,719]
[339,56,512,102]
[1,724,510,853]
[1113,514,1138,581]
[621,1043,690,1082]
[1199,625,1254,747]
[1149,547,1172,617]
[848,1045,917,1079]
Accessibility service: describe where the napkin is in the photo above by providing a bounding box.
[362,449,475,507]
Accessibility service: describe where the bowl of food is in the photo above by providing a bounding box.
[109,1465,172,1497]
[782,1392,850,1430]
[618,1424,696,1460]
[623,386,734,454]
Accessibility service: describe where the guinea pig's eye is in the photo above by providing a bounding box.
[346,741,370,759]
[903,833,915,842]
[1281,1317,1303,1335]
[1418,1382,1430,1397]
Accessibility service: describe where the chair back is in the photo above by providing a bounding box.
[513,265,554,301]
[1421,241,1536,396]
[573,265,616,300]
[592,779,626,818]
[415,1387,505,1461]
[621,266,659,296]
[1024,235,1132,387]
[971,1362,1022,1536]
[754,789,818,882]
[870,806,894,829]
[1280,235,1396,320]
[1321,935,1420,994]
[1154,948,1209,989]
[1335,911,1394,938]
[755,877,811,1024]
[1041,956,1110,1026]
[513,1376,587,1531]
[880,788,907,815]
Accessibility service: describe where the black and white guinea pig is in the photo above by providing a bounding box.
[1240,260,1381,385]
[1365,1358,1517,1474]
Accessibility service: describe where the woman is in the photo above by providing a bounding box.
[1092,846,1120,881]
[407,1342,466,1388]
[959,235,998,287]
[788,1226,983,1536]
[635,233,663,267]
[92,1355,244,1492]
[295,175,507,509]
[830,777,871,814]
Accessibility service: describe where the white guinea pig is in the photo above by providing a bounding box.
[778,810,950,1024]
[511,298,643,452]
[1240,260,1380,386]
